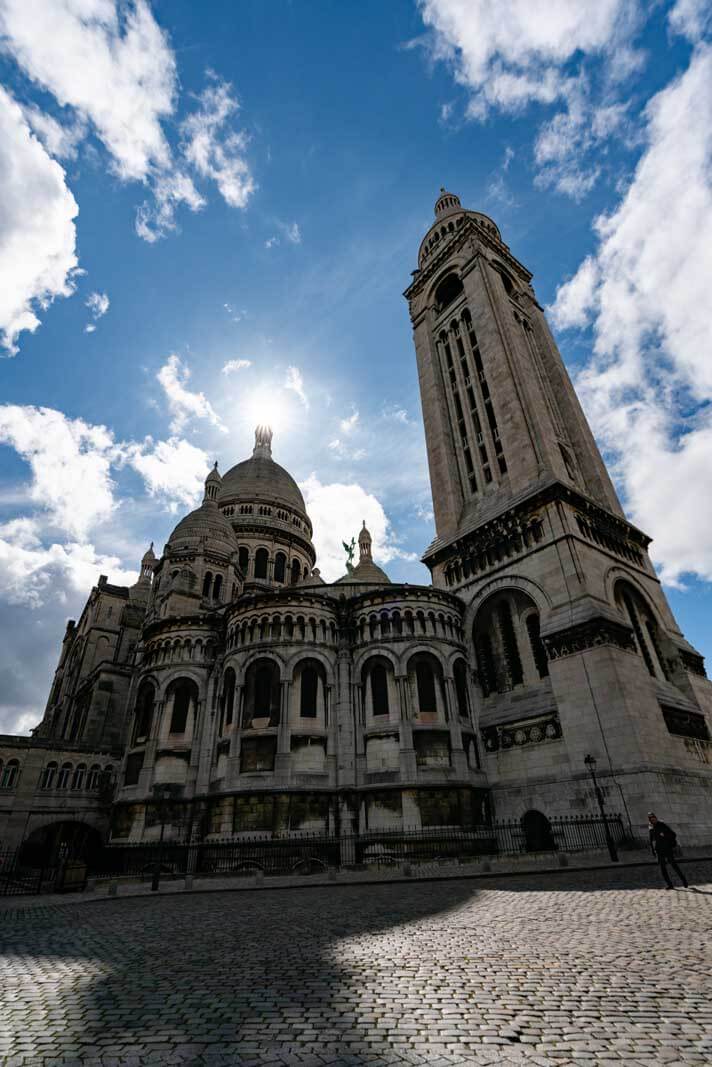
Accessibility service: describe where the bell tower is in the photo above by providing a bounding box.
[405,191,712,837]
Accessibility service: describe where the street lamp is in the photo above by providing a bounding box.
[584,754,618,863]
[150,783,183,891]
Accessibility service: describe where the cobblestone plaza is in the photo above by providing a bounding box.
[2,863,712,1066]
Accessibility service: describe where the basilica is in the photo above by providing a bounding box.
[2,189,711,856]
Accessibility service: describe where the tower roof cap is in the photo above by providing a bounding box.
[434,188,461,218]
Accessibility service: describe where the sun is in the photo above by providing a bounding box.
[244,387,290,434]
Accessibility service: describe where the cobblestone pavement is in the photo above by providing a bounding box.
[2,861,711,1067]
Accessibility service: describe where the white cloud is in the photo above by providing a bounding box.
[180,77,255,209]
[0,87,79,355]
[265,235,279,249]
[124,436,208,510]
[223,303,246,322]
[300,475,416,582]
[0,0,176,182]
[549,256,600,331]
[222,358,252,375]
[285,365,309,409]
[669,0,712,41]
[549,46,712,585]
[21,104,85,160]
[135,169,205,243]
[382,405,410,424]
[339,410,359,433]
[285,222,301,244]
[83,292,108,334]
[0,517,135,609]
[417,0,641,195]
[156,354,227,434]
[0,405,117,538]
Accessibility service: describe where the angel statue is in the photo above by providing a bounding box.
[342,537,356,569]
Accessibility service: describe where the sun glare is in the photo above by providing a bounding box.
[244,388,290,434]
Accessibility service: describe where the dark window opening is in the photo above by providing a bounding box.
[526,614,549,679]
[238,547,249,575]
[371,664,389,716]
[300,666,319,717]
[274,552,286,584]
[415,660,438,715]
[291,558,301,585]
[434,272,464,312]
[454,660,469,717]
[240,737,276,773]
[124,752,144,787]
[254,548,269,580]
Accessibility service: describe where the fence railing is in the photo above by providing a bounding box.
[0,849,57,897]
[90,814,636,881]
[1,815,641,895]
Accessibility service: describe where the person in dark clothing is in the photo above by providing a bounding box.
[648,812,688,889]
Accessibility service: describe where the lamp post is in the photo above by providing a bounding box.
[150,783,183,892]
[584,754,618,863]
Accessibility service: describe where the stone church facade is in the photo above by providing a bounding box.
[2,190,711,856]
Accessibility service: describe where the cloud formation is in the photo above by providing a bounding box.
[180,77,255,209]
[416,0,641,196]
[0,88,79,355]
[285,366,309,409]
[156,354,227,435]
[300,475,416,582]
[84,290,110,333]
[549,46,712,585]
[0,0,176,181]
[222,358,252,374]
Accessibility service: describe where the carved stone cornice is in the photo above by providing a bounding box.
[680,650,708,678]
[542,618,636,661]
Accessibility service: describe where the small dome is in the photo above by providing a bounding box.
[435,188,461,218]
[358,521,371,544]
[205,462,221,485]
[167,500,237,556]
[141,542,156,565]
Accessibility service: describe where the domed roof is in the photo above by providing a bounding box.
[167,501,237,555]
[167,470,238,556]
[217,427,307,515]
[335,520,390,585]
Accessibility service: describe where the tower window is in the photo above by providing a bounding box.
[415,660,437,715]
[274,552,286,584]
[434,272,464,312]
[371,664,389,716]
[300,666,319,717]
[238,547,249,574]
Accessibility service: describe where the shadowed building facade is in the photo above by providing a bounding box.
[1,191,711,855]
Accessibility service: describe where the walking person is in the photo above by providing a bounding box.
[648,812,688,889]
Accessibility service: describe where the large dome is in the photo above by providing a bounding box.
[217,425,307,516]
[218,455,306,513]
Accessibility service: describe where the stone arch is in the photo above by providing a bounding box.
[473,586,549,697]
[521,809,556,852]
[285,647,335,685]
[463,573,552,638]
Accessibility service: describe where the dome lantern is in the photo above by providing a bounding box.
[434,187,461,219]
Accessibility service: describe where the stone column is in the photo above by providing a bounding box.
[397,676,416,781]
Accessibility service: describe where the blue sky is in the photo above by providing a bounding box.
[1,0,711,733]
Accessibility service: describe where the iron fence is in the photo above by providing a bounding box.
[89,814,636,881]
[0,849,56,897]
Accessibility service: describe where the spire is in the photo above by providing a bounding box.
[359,519,372,560]
[203,461,221,504]
[253,424,273,458]
[140,541,156,577]
[434,187,461,218]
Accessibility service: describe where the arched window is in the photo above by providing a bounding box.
[71,763,86,790]
[223,667,236,727]
[0,759,19,789]
[615,581,669,680]
[274,552,286,584]
[167,678,198,734]
[86,764,102,791]
[238,546,249,575]
[202,571,213,598]
[300,665,319,717]
[254,548,269,580]
[133,681,155,744]
[213,574,223,601]
[416,660,437,715]
[291,558,301,585]
[474,590,544,696]
[434,272,464,312]
[371,663,389,716]
[40,762,57,790]
[57,762,72,789]
[243,659,280,727]
[453,659,469,718]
